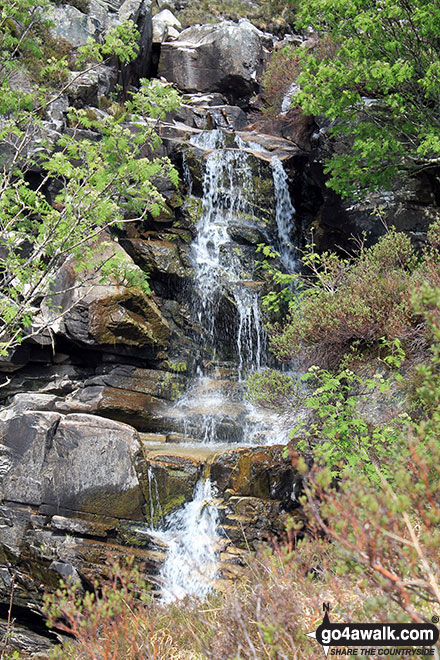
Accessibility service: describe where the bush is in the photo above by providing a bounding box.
[267,229,430,366]
[42,556,207,660]
[246,367,300,411]
[260,45,300,116]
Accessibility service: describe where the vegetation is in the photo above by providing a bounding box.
[249,227,440,476]
[2,0,440,658]
[260,45,297,116]
[292,0,440,198]
[0,0,180,356]
[15,287,435,659]
[263,228,440,365]
[174,0,297,33]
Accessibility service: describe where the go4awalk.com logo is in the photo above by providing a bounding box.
[307,604,439,657]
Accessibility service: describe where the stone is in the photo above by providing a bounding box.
[158,20,269,105]
[139,450,203,524]
[118,0,153,79]
[0,619,54,655]
[67,65,118,106]
[84,364,186,400]
[121,238,193,280]
[70,385,163,428]
[0,410,145,519]
[246,108,314,153]
[41,239,171,350]
[209,445,300,503]
[152,9,181,43]
[87,290,171,347]
[49,5,102,47]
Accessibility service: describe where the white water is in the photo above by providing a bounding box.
[152,129,297,601]
[153,479,219,603]
[190,129,266,372]
[147,466,164,529]
[280,82,300,114]
[272,155,297,272]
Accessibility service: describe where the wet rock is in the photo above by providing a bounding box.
[206,105,248,131]
[121,239,193,281]
[226,223,268,246]
[139,449,204,524]
[210,445,300,503]
[158,20,270,105]
[64,386,164,428]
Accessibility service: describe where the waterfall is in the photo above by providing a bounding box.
[154,479,219,603]
[149,129,298,601]
[190,129,266,374]
[147,467,164,529]
[271,155,297,272]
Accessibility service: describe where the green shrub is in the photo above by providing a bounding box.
[246,367,300,411]
[260,45,299,116]
[267,229,428,366]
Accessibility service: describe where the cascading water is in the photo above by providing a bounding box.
[190,129,266,372]
[272,155,297,272]
[147,466,164,529]
[150,129,298,601]
[153,479,219,603]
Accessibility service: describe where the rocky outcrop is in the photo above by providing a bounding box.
[158,20,271,105]
[0,409,170,612]
[49,4,102,47]
[122,239,193,282]
[40,240,171,353]
[0,411,144,518]
[49,0,154,85]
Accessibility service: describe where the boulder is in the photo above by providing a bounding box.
[67,65,118,106]
[41,239,171,351]
[49,4,102,47]
[152,9,181,43]
[209,445,300,503]
[121,238,193,281]
[49,0,153,80]
[158,20,269,105]
[0,411,145,519]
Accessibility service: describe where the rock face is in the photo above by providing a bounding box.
[158,20,270,105]
[49,5,103,47]
[0,409,170,612]
[1,412,144,518]
[49,0,154,82]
